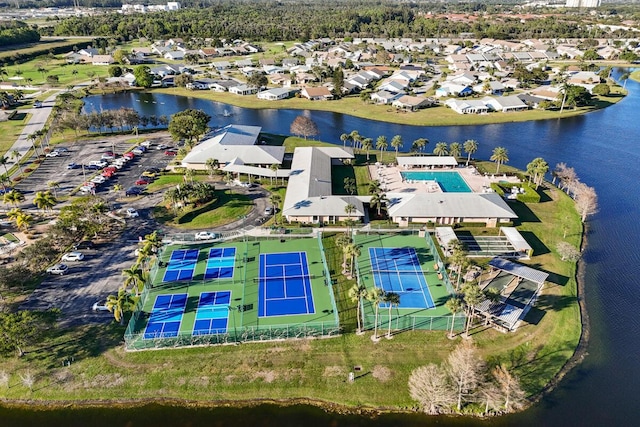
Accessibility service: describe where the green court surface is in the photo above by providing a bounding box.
[354,233,458,332]
[125,237,339,350]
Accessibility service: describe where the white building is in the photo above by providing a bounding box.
[565,0,601,7]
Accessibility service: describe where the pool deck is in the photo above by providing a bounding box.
[369,164,521,193]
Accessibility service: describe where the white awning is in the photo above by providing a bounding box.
[489,257,549,284]
[397,156,458,167]
[500,227,532,253]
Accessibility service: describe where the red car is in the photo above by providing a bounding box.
[102,170,115,178]
[123,152,135,160]
[135,178,152,185]
[103,166,117,173]
[164,149,178,156]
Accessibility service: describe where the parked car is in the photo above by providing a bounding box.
[89,160,108,168]
[164,149,178,156]
[92,301,109,312]
[123,152,135,160]
[194,231,219,241]
[54,147,68,153]
[61,251,85,261]
[46,263,69,275]
[102,171,115,178]
[101,153,115,161]
[125,208,139,218]
[79,186,94,193]
[145,167,160,174]
[125,186,143,197]
[85,164,101,171]
[156,144,171,150]
[141,140,152,147]
[264,206,274,215]
[141,171,158,178]
[132,147,145,155]
[73,240,95,250]
[34,100,43,108]
[45,151,60,158]
[67,162,80,169]
[135,178,151,186]
[91,176,106,184]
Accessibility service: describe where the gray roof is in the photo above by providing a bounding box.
[222,159,291,177]
[500,227,532,252]
[397,156,458,167]
[181,125,284,165]
[488,257,548,284]
[283,147,359,217]
[386,192,518,220]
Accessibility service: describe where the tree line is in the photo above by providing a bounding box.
[0,20,40,47]
[43,1,618,42]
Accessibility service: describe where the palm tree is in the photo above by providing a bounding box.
[7,207,22,221]
[361,137,373,161]
[390,135,403,160]
[224,172,234,186]
[449,142,462,159]
[3,189,24,207]
[0,173,10,193]
[349,130,361,151]
[26,132,40,156]
[269,193,282,224]
[368,179,382,195]
[106,287,136,325]
[183,168,195,184]
[15,211,32,231]
[33,190,56,212]
[347,243,361,277]
[448,241,469,291]
[122,266,145,295]
[462,282,484,337]
[383,291,400,339]
[205,158,219,177]
[340,133,351,148]
[367,287,384,341]
[411,138,428,154]
[10,150,22,174]
[445,295,464,339]
[46,181,60,198]
[0,155,10,176]
[619,72,629,90]
[348,284,368,335]
[344,203,356,234]
[112,183,123,196]
[463,139,478,167]
[490,147,509,173]
[142,230,163,256]
[370,191,387,217]
[270,163,280,186]
[526,157,549,189]
[433,142,449,156]
[376,135,388,161]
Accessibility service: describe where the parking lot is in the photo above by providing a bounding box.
[15,132,176,204]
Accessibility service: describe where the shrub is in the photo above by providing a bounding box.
[24,168,33,173]
[12,176,22,182]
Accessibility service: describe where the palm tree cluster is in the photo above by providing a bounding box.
[55,108,169,137]
[6,207,32,232]
[526,157,549,190]
[348,283,400,341]
[163,182,216,212]
[368,180,388,219]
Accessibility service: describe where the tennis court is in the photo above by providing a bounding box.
[162,249,199,282]
[205,247,236,279]
[369,247,435,309]
[258,251,315,317]
[192,291,231,335]
[144,293,187,339]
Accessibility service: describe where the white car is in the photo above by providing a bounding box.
[141,140,152,147]
[264,206,274,215]
[132,148,145,155]
[194,231,218,241]
[54,147,68,153]
[126,208,139,218]
[92,301,109,312]
[89,160,108,168]
[45,151,60,158]
[46,263,69,275]
[91,176,106,184]
[79,185,95,193]
[61,252,84,261]
[156,144,171,150]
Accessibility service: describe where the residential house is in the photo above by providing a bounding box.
[257,88,296,100]
[444,99,489,114]
[482,95,528,112]
[300,86,334,101]
[435,82,473,98]
[371,90,403,105]
[229,84,258,96]
[473,80,505,95]
[391,95,435,111]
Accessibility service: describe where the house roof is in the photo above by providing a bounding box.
[386,192,517,219]
[303,86,332,97]
[181,125,284,165]
[488,257,548,284]
[282,147,359,217]
[397,156,458,167]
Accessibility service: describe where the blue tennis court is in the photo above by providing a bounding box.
[369,247,435,309]
[205,247,236,280]
[144,293,187,339]
[258,252,315,317]
[192,291,231,335]
[162,249,199,282]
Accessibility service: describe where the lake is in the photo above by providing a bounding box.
[4,72,638,426]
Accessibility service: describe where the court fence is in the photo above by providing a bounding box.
[124,321,341,351]
[362,310,466,333]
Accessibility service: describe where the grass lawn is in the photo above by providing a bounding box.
[153,189,253,229]
[0,38,92,61]
[157,86,626,127]
[0,112,31,157]
[145,173,209,192]
[2,57,109,88]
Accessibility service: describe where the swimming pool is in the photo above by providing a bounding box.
[400,171,472,192]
